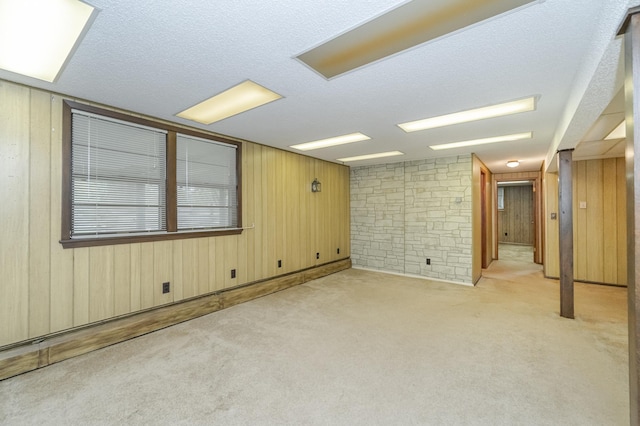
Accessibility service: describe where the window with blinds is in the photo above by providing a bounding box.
[176,134,238,230]
[71,111,167,237]
[62,100,242,247]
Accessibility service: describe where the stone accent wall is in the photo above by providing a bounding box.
[404,156,473,283]
[350,155,473,284]
[350,163,405,273]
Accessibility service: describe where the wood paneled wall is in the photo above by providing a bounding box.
[544,158,626,285]
[0,80,350,347]
[543,171,559,277]
[498,185,534,244]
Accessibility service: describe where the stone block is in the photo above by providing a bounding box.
[435,157,457,165]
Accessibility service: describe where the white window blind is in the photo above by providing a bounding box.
[176,134,237,230]
[71,111,167,237]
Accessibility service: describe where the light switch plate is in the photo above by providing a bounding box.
[579,201,587,209]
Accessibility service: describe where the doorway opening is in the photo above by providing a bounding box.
[481,170,488,268]
[497,180,536,263]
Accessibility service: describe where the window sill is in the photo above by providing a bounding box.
[60,228,243,249]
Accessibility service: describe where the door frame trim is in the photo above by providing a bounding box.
[492,173,543,264]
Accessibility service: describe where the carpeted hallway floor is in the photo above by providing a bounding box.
[0,261,629,425]
[498,243,534,263]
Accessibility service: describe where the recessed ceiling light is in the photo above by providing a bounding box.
[337,151,404,162]
[0,0,97,82]
[296,0,538,79]
[398,97,537,132]
[429,132,532,150]
[604,120,625,140]
[506,160,520,168]
[177,80,283,125]
[290,132,370,151]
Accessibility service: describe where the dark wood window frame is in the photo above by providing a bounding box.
[61,100,242,248]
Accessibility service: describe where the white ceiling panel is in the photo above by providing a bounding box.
[0,0,638,173]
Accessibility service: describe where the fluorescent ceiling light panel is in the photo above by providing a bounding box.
[0,0,96,82]
[429,132,532,151]
[296,0,537,79]
[498,180,531,185]
[177,80,283,125]
[337,151,404,162]
[604,120,626,140]
[398,97,536,132]
[290,132,370,151]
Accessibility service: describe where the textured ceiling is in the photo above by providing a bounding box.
[1,0,638,173]
[573,88,625,161]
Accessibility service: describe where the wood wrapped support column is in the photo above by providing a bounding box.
[557,149,574,320]
[620,8,640,425]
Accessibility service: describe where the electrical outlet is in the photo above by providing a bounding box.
[278,260,282,268]
[426,258,431,265]
[231,269,236,279]
[316,252,320,260]
[162,282,170,294]
[337,248,340,254]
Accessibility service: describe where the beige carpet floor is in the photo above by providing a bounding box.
[498,243,534,263]
[0,262,629,425]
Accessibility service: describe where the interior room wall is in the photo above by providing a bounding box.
[351,155,474,285]
[350,163,405,274]
[472,155,492,281]
[0,79,351,348]
[544,158,626,285]
[543,170,559,277]
[498,186,534,244]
